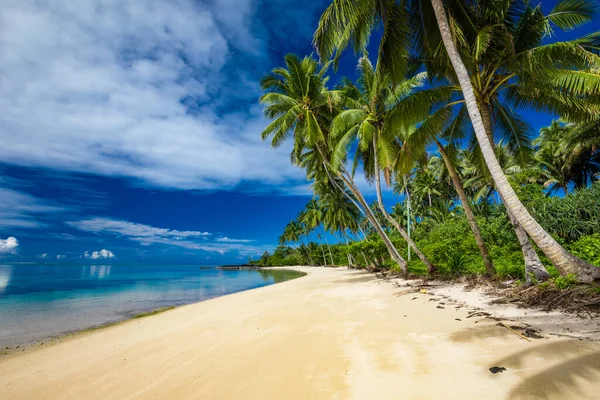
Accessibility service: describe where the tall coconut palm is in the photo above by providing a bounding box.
[331,57,439,272]
[461,144,551,282]
[425,0,600,282]
[314,0,600,281]
[260,53,408,269]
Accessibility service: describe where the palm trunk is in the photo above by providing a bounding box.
[325,237,334,265]
[507,206,551,282]
[299,238,314,266]
[361,251,370,269]
[339,170,408,270]
[435,139,494,275]
[343,236,354,267]
[317,152,407,269]
[478,106,550,282]
[373,138,435,273]
[320,242,327,266]
[430,0,599,282]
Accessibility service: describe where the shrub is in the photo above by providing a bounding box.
[567,234,600,266]
[553,274,578,290]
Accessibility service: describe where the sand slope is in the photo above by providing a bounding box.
[1,267,600,400]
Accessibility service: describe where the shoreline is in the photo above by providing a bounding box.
[0,268,306,356]
[1,266,599,399]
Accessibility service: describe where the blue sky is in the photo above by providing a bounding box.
[0,0,595,263]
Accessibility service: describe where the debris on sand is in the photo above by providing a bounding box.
[489,366,507,374]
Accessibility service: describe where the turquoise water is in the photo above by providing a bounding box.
[0,264,303,348]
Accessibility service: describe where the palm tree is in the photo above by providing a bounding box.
[260,53,408,269]
[314,0,600,281]
[461,144,551,282]
[318,182,362,266]
[301,199,332,265]
[279,219,315,266]
[331,57,437,272]
[425,0,600,282]
[535,120,600,195]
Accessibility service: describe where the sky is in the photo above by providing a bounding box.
[0,0,595,264]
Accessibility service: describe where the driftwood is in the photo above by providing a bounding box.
[497,322,531,342]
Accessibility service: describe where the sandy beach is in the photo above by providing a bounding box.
[1,267,600,400]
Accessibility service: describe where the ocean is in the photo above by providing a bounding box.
[0,264,303,348]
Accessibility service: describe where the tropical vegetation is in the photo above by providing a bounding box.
[254,0,600,285]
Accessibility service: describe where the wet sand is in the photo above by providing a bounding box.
[1,267,599,399]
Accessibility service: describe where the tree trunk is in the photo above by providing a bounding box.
[435,139,495,275]
[430,0,600,282]
[373,138,435,273]
[320,242,327,266]
[340,170,408,270]
[325,237,334,266]
[478,107,550,281]
[317,153,407,270]
[361,251,370,269]
[507,206,551,282]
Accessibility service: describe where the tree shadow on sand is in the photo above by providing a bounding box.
[448,323,516,343]
[447,323,600,398]
[493,341,600,399]
[334,272,382,285]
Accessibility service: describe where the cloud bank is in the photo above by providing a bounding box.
[0,0,310,191]
[69,217,270,255]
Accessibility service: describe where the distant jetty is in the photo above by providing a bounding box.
[216,265,264,271]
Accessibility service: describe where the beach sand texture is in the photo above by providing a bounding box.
[1,267,599,399]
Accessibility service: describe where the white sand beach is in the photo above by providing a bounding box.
[1,267,599,400]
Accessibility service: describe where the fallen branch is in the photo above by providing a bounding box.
[467,311,491,319]
[498,322,531,342]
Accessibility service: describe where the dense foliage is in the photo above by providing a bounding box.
[256,0,600,284]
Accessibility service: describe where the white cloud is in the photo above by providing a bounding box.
[37,253,48,259]
[0,237,19,253]
[215,237,255,243]
[56,254,66,259]
[69,217,210,241]
[0,0,305,191]
[0,187,65,228]
[69,217,271,256]
[84,249,115,260]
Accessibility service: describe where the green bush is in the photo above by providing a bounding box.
[567,234,600,266]
[553,273,578,290]
[412,216,484,275]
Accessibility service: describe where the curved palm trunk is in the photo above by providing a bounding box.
[339,170,408,270]
[478,107,550,282]
[430,0,599,282]
[325,236,334,265]
[299,238,314,266]
[373,139,435,273]
[434,139,494,275]
[507,206,551,282]
[315,147,408,270]
[320,242,327,266]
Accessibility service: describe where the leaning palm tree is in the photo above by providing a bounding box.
[461,144,551,282]
[260,53,407,269]
[424,0,600,282]
[279,219,315,266]
[314,0,600,281]
[331,57,438,272]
